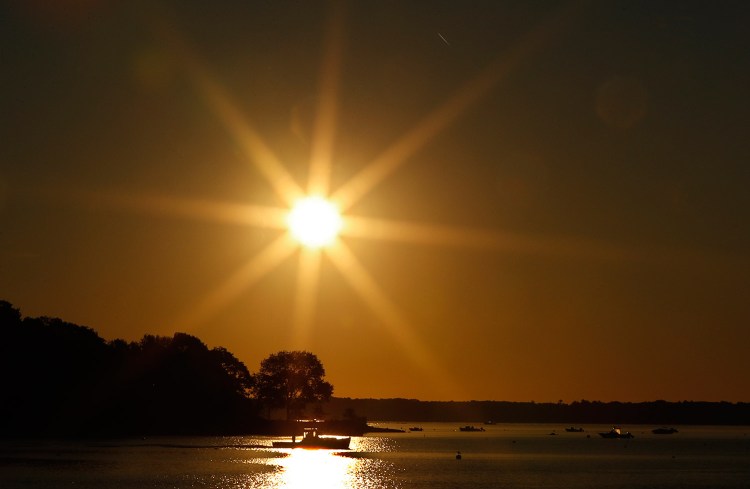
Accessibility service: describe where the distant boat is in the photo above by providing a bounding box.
[408,427,423,432]
[458,425,485,432]
[272,428,350,449]
[652,427,678,435]
[483,420,495,425]
[598,427,634,439]
[565,427,584,432]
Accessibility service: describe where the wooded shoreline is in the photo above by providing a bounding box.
[2,299,747,438]
[328,397,750,426]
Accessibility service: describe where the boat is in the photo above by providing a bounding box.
[458,425,485,432]
[408,427,423,432]
[598,427,634,439]
[565,427,584,432]
[652,427,678,435]
[272,428,351,449]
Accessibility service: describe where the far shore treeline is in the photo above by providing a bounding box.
[327,398,750,426]
[1,300,748,437]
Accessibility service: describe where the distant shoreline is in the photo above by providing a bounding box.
[3,299,748,438]
[326,397,750,426]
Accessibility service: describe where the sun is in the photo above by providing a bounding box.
[140,4,574,397]
[287,196,343,248]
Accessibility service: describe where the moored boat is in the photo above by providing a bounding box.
[458,425,485,432]
[565,427,584,432]
[652,427,678,435]
[272,428,351,449]
[598,427,634,439]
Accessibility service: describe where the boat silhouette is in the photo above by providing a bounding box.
[598,427,634,439]
[272,428,351,449]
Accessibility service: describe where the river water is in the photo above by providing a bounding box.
[2,423,748,488]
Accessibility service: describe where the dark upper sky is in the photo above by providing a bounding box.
[2,0,749,402]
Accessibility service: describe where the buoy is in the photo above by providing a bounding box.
[455,451,462,460]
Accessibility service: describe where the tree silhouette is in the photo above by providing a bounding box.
[0,300,260,436]
[0,300,21,326]
[252,351,333,420]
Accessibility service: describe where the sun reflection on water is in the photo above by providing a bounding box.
[255,437,400,489]
[274,449,353,488]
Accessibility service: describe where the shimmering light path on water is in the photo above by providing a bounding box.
[1,424,749,488]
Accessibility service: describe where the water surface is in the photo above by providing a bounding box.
[1,423,748,488]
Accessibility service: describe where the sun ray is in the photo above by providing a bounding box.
[291,246,323,348]
[342,214,630,261]
[331,2,586,212]
[69,188,290,230]
[175,233,298,330]
[148,13,304,207]
[326,240,462,399]
[307,0,347,197]
[191,71,305,207]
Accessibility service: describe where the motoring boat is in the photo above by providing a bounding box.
[272,428,351,449]
[565,427,584,432]
[652,427,678,435]
[598,427,634,439]
[458,425,485,432]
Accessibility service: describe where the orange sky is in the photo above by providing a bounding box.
[1,1,749,402]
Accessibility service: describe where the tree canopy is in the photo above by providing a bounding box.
[0,300,258,436]
[0,300,343,435]
[252,350,333,420]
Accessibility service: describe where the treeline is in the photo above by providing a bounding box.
[4,299,748,437]
[329,398,750,425]
[0,300,261,436]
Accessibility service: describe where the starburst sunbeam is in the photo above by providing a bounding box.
[130,2,591,397]
[292,247,323,348]
[5,0,749,409]
[327,240,462,399]
[342,214,630,261]
[176,233,298,330]
[150,14,305,207]
[70,189,289,230]
[307,1,347,197]
[331,1,587,212]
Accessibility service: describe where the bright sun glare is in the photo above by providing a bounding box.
[133,4,574,397]
[287,196,343,248]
